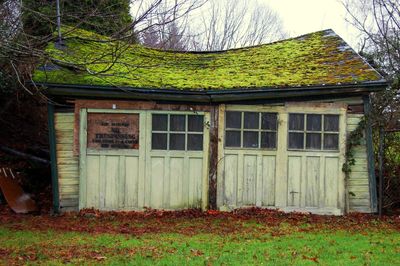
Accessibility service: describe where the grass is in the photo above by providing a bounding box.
[1,214,399,265]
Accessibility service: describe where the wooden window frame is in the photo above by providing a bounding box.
[287,113,340,151]
[151,113,204,151]
[224,111,278,150]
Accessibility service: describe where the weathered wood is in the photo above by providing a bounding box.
[218,103,346,214]
[287,156,301,207]
[208,106,218,209]
[262,156,276,206]
[79,109,210,211]
[54,112,79,211]
[347,104,364,114]
[74,99,213,155]
[346,113,372,213]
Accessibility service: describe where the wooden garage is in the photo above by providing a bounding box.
[36,28,387,214]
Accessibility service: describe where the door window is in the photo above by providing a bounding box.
[225,111,277,149]
[151,114,204,151]
[288,113,339,150]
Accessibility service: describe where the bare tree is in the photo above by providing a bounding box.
[343,0,399,129]
[135,0,204,50]
[343,0,399,75]
[343,0,400,211]
[191,0,286,51]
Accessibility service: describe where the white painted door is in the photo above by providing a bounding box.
[217,104,347,214]
[144,112,210,210]
[79,109,209,211]
[79,109,146,210]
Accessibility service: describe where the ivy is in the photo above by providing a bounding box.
[342,117,367,179]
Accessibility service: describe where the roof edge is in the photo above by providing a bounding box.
[35,79,388,93]
[35,80,388,103]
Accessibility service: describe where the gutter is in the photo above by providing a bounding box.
[36,80,388,103]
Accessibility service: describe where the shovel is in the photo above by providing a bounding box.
[0,168,37,213]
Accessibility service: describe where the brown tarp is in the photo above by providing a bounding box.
[0,168,36,213]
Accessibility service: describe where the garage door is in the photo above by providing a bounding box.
[217,104,347,214]
[79,109,209,210]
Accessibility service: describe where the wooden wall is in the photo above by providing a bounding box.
[346,113,372,212]
[55,112,79,211]
[53,98,374,213]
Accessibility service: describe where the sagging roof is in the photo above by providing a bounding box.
[33,27,385,91]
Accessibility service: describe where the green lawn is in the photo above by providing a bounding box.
[1,210,399,265]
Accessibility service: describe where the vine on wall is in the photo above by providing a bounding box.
[342,117,366,181]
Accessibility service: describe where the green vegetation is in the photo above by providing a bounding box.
[1,225,399,265]
[1,209,399,265]
[33,28,382,90]
[343,117,366,180]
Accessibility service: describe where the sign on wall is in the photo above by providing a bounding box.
[87,113,139,149]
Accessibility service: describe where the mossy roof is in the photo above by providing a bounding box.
[34,28,384,91]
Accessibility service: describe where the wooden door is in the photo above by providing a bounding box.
[217,106,281,209]
[217,104,347,215]
[79,109,146,210]
[144,112,210,210]
[79,109,209,210]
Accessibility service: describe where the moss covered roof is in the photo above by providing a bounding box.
[34,28,383,91]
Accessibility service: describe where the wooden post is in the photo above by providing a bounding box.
[208,105,218,209]
[378,126,384,217]
[363,95,378,213]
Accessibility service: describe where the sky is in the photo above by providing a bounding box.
[263,0,361,49]
[131,0,363,51]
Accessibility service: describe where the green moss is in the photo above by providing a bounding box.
[33,28,383,90]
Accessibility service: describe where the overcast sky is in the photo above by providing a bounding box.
[263,0,360,49]
[132,0,363,51]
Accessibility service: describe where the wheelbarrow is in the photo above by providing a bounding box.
[0,168,37,213]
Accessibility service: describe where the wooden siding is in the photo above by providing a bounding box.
[55,112,79,211]
[346,114,372,212]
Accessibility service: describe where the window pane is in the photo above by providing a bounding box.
[188,115,204,132]
[226,111,241,129]
[244,112,259,129]
[243,131,259,148]
[226,130,241,147]
[261,132,276,149]
[324,134,339,150]
[170,115,185,131]
[169,133,185,150]
[307,114,322,131]
[288,132,304,149]
[306,133,322,149]
[188,134,203,150]
[152,133,167,150]
[324,115,339,132]
[261,113,277,130]
[152,114,168,131]
[289,114,304,130]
